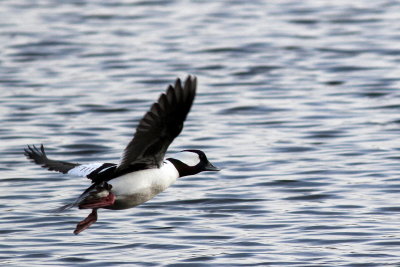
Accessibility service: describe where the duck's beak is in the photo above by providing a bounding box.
[204,161,220,171]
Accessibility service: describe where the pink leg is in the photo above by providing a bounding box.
[78,191,116,209]
[74,209,98,235]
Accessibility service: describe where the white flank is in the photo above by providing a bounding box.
[67,163,104,177]
[109,161,179,197]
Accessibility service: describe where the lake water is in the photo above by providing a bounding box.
[1,0,400,266]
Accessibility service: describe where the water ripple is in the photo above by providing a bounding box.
[2,0,400,266]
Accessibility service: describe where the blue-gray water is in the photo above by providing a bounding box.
[1,0,400,266]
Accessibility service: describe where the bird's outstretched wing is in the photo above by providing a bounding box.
[25,145,80,174]
[24,144,117,180]
[117,75,197,172]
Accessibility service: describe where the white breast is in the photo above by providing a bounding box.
[108,161,179,197]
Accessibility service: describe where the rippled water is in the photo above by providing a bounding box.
[2,0,400,266]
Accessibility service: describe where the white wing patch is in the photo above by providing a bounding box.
[98,165,115,174]
[68,163,104,177]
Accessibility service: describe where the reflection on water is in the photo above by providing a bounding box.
[1,0,400,266]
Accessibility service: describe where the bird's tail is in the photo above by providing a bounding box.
[51,202,76,213]
[51,184,97,213]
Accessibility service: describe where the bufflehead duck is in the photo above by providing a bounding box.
[24,76,219,234]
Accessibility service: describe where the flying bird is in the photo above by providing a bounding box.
[25,76,219,234]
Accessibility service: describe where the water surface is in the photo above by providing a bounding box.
[1,0,400,266]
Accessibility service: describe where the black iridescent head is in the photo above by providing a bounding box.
[167,149,220,177]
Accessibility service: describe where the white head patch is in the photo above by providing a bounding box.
[172,151,201,167]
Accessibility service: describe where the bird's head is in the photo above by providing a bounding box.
[167,149,220,177]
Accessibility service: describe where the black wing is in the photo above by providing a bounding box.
[24,144,118,181]
[24,144,80,174]
[117,75,197,172]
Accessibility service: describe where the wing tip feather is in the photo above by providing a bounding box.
[117,75,198,171]
[24,144,46,162]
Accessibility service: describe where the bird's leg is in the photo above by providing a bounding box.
[74,208,98,235]
[78,185,115,209]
